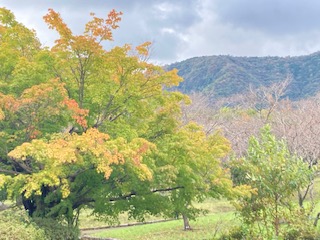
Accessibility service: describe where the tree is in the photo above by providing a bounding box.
[148,123,232,230]
[0,7,235,231]
[231,126,313,238]
[245,78,290,122]
[271,96,320,209]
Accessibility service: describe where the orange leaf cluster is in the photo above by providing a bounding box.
[0,93,19,112]
[132,142,150,165]
[0,79,89,139]
[85,9,122,42]
[135,42,152,57]
[44,8,122,53]
[43,9,72,43]
[62,98,89,128]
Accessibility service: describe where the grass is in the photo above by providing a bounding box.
[79,209,164,229]
[80,198,237,240]
[91,212,236,240]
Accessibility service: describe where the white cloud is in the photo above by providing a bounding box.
[161,28,176,34]
[153,2,178,19]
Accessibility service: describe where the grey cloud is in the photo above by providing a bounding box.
[212,0,320,35]
[3,0,320,63]
[173,0,320,61]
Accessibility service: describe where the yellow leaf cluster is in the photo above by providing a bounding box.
[61,179,70,198]
[7,128,155,199]
[21,172,60,198]
[137,164,153,181]
[0,174,10,188]
[0,109,4,120]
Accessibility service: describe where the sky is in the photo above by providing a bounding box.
[2,0,320,64]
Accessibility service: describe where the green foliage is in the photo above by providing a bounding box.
[0,208,47,240]
[231,125,314,238]
[283,208,320,240]
[217,225,248,240]
[33,217,80,240]
[143,123,233,220]
[0,8,42,95]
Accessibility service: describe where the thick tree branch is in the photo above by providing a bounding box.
[0,168,22,175]
[108,186,184,202]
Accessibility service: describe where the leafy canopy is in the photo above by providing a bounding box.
[0,7,234,228]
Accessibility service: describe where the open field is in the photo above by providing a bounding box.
[89,212,236,240]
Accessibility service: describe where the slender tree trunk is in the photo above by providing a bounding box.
[298,181,313,208]
[274,215,279,237]
[182,214,192,230]
[274,195,279,237]
[314,212,320,226]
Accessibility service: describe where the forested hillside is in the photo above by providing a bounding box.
[167,52,320,100]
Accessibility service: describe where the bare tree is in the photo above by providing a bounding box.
[272,96,320,208]
[181,92,222,135]
[244,77,291,122]
[182,79,290,156]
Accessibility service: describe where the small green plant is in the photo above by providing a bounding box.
[230,125,314,238]
[217,226,246,240]
[0,208,47,240]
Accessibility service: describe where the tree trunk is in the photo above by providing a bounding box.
[298,181,313,208]
[182,214,192,231]
[314,212,320,226]
[274,195,280,237]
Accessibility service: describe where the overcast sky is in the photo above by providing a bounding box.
[2,0,320,64]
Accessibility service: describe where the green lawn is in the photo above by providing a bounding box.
[80,198,237,239]
[90,212,236,240]
[79,210,166,229]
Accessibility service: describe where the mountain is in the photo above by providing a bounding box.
[166,52,320,100]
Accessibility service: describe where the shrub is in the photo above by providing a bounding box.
[33,217,80,240]
[0,208,47,240]
[279,206,320,240]
[217,225,247,240]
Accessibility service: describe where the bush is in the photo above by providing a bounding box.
[282,207,320,240]
[283,220,320,240]
[33,217,80,240]
[284,229,318,240]
[0,208,47,240]
[217,226,247,240]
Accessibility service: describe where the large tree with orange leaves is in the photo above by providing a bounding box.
[0,7,233,229]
